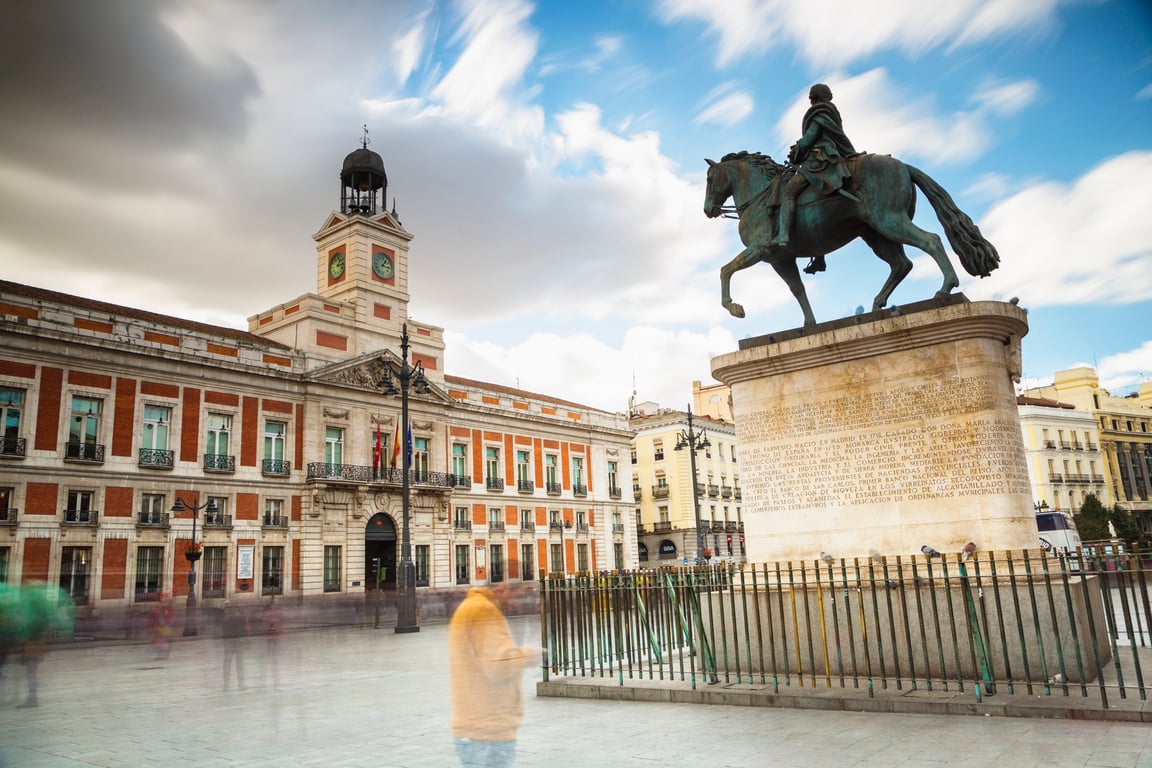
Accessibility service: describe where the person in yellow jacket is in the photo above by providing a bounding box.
[448,582,539,767]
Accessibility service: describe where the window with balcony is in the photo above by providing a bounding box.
[139,493,168,526]
[263,421,290,475]
[451,443,469,486]
[0,487,14,525]
[571,456,586,496]
[489,507,505,531]
[205,496,230,528]
[139,404,172,468]
[520,508,535,532]
[454,506,472,531]
[630,447,637,464]
[521,543,534,581]
[550,543,564,573]
[65,490,97,524]
[67,395,103,461]
[608,461,621,498]
[413,437,430,479]
[324,427,344,477]
[203,413,235,471]
[549,509,563,530]
[0,387,25,457]
[653,440,664,461]
[264,498,287,528]
[577,543,589,572]
[516,450,533,492]
[324,546,342,592]
[545,454,560,494]
[576,510,588,531]
[262,546,284,595]
[135,546,164,601]
[485,446,503,490]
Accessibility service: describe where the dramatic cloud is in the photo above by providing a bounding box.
[1097,341,1152,395]
[656,0,1066,68]
[694,82,756,127]
[963,151,1152,306]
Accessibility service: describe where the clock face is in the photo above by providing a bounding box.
[372,251,394,279]
[328,251,346,279]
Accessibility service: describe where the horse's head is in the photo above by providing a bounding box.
[703,158,732,219]
[704,152,780,219]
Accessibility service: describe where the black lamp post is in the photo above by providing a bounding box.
[1034,500,1050,513]
[378,324,429,634]
[673,405,710,563]
[170,496,217,636]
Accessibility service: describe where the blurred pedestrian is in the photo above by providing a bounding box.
[221,600,248,691]
[148,593,175,660]
[262,597,283,690]
[448,582,539,767]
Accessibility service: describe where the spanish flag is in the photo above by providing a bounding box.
[389,422,401,469]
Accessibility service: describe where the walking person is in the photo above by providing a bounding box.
[220,601,248,691]
[448,582,539,767]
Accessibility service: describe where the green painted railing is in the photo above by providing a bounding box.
[539,548,1151,707]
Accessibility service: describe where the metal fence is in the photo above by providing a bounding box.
[539,548,1150,708]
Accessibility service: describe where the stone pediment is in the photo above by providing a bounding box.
[314,210,412,242]
[310,354,454,404]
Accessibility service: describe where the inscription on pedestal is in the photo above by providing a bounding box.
[740,375,1032,512]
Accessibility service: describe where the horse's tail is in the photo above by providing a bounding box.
[907,165,1000,277]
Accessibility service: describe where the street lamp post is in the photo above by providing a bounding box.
[378,324,429,634]
[673,405,710,563]
[170,496,217,636]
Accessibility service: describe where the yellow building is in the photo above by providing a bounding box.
[1021,367,1152,534]
[0,143,635,616]
[1016,395,1110,515]
[629,399,743,565]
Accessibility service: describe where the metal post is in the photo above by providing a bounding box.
[396,325,420,634]
[172,496,216,637]
[675,405,708,563]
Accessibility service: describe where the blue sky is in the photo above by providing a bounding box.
[0,0,1149,411]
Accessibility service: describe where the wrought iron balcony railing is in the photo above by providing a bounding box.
[518,480,535,493]
[486,477,505,491]
[263,515,288,529]
[549,521,564,531]
[204,513,233,529]
[64,442,104,463]
[612,523,624,533]
[576,522,589,532]
[652,485,669,499]
[696,482,706,496]
[137,511,169,528]
[521,521,536,532]
[449,474,471,488]
[609,486,622,500]
[454,519,472,531]
[490,520,506,532]
[64,508,99,525]
[304,463,454,488]
[572,484,587,497]
[203,453,236,472]
[547,482,562,495]
[721,485,733,498]
[0,437,26,457]
[708,484,720,497]
[138,448,174,469]
[262,459,291,476]
[0,507,18,525]
[653,521,672,533]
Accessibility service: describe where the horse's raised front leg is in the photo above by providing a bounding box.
[720,246,764,319]
[769,255,817,326]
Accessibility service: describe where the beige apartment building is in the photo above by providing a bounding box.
[1021,367,1152,533]
[629,392,743,565]
[0,143,635,615]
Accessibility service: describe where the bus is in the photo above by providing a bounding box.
[1036,510,1081,553]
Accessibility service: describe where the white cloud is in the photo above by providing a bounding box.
[657,0,1065,68]
[962,151,1152,306]
[1097,341,1152,395]
[771,69,1023,165]
[694,82,755,127]
[1138,83,1152,100]
[971,78,1040,115]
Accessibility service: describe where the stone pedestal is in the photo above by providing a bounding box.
[711,296,1036,563]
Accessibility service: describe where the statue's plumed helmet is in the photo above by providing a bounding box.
[809,83,833,102]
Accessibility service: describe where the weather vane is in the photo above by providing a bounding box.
[361,124,370,149]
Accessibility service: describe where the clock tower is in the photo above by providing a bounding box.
[249,133,445,375]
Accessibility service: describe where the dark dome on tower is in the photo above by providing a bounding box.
[340,129,388,216]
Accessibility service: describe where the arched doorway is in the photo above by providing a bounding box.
[365,513,398,590]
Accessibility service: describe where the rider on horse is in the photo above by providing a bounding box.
[772,83,857,274]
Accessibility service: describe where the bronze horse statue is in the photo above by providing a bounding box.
[703,151,999,326]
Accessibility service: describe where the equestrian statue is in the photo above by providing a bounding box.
[704,83,999,327]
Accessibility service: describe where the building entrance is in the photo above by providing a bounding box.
[365,513,398,590]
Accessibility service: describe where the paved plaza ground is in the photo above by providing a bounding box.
[1,617,1150,768]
